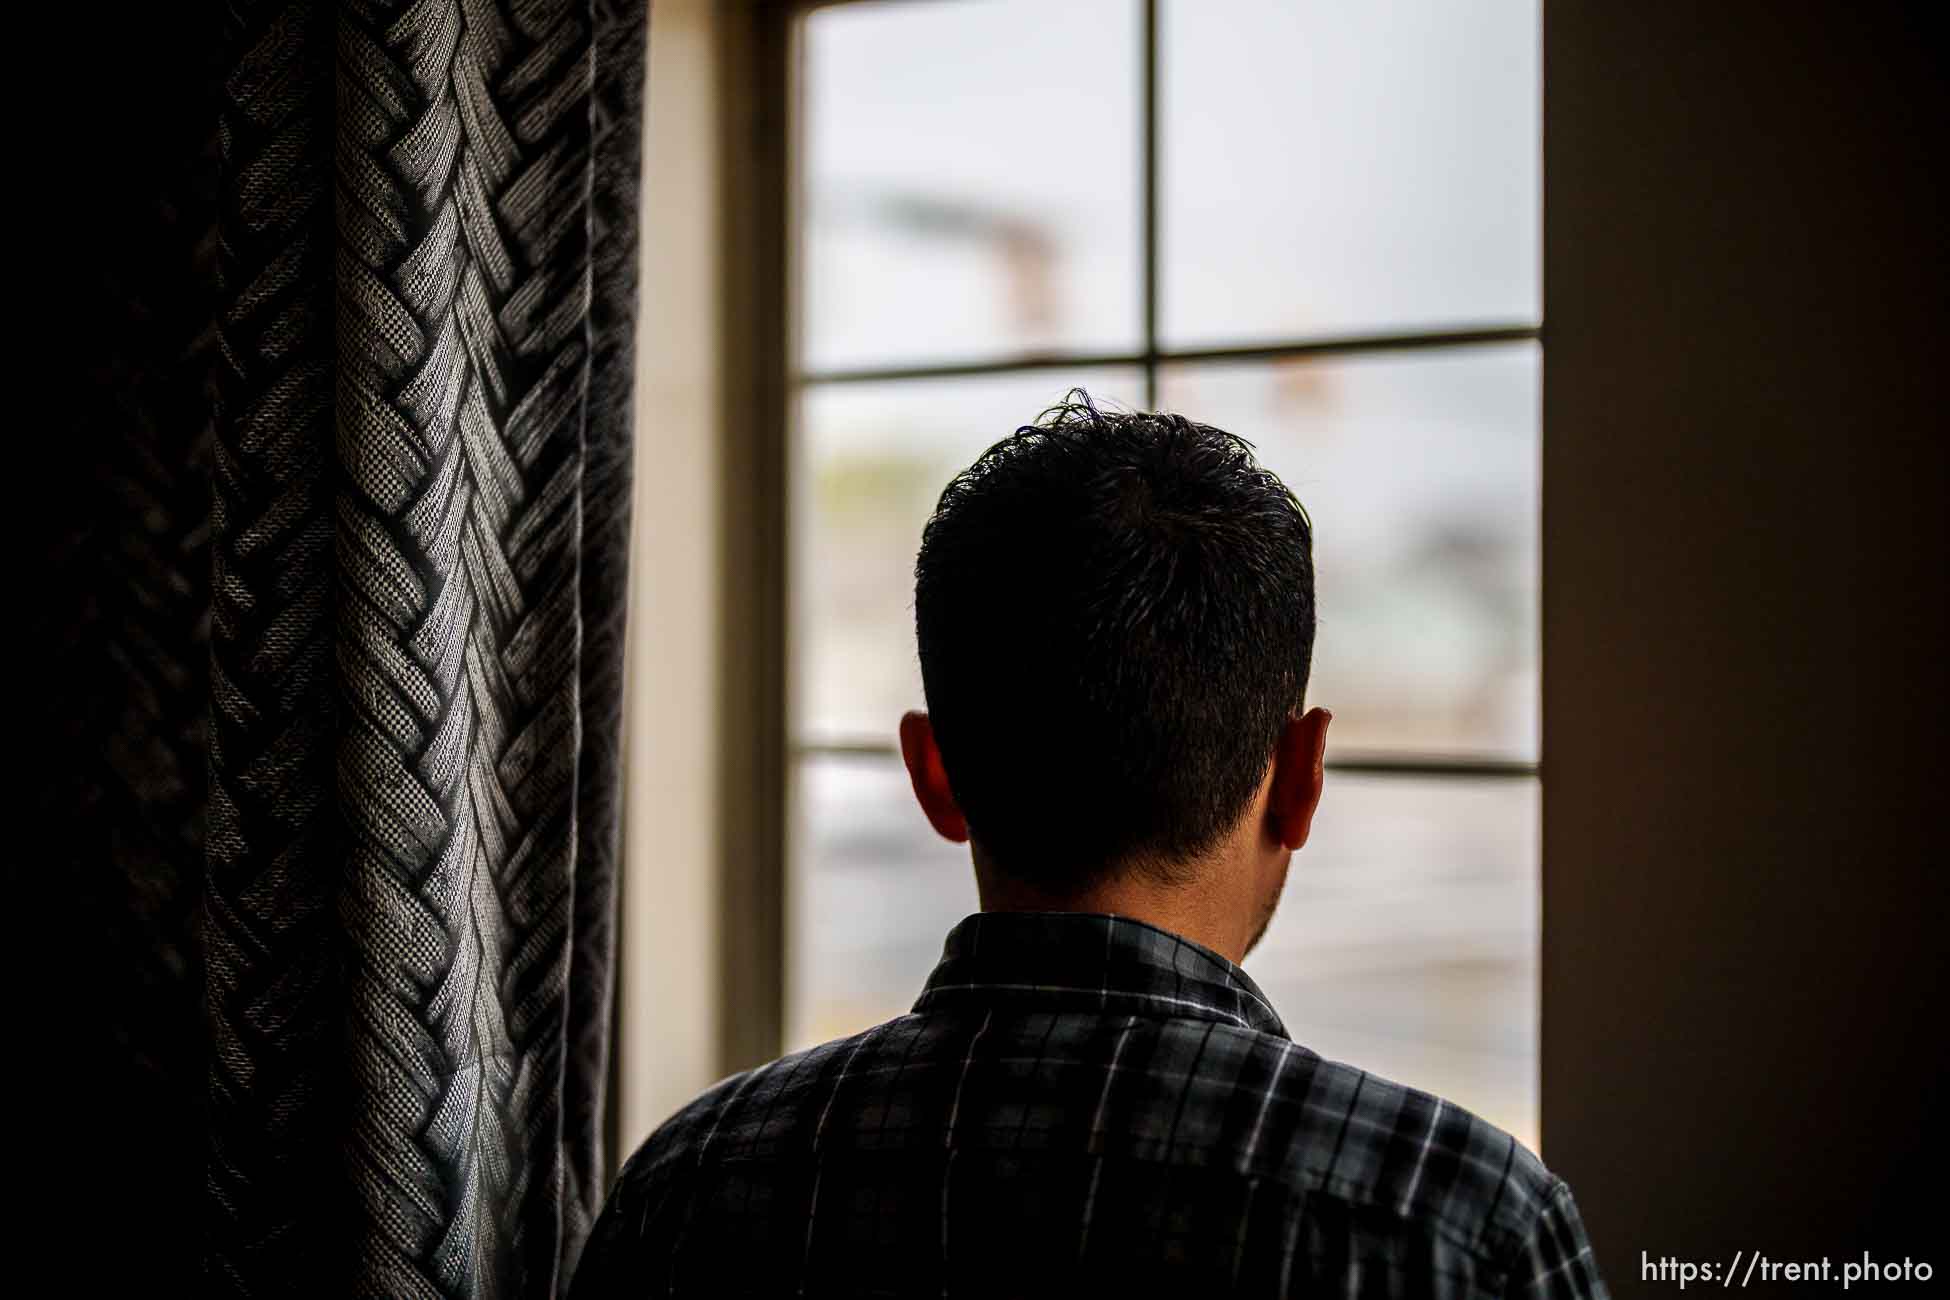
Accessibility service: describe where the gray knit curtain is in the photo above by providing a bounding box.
[41,2,649,1295]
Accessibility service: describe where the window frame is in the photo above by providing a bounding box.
[735,0,1543,1078]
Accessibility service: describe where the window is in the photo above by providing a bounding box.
[787,0,1541,1149]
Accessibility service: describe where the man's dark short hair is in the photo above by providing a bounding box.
[914,391,1315,890]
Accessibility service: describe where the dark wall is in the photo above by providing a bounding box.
[29,6,222,1289]
[1543,0,1946,1289]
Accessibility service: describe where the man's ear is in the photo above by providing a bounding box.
[1268,707,1332,851]
[899,711,969,844]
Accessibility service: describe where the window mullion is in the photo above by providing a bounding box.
[1141,0,1160,408]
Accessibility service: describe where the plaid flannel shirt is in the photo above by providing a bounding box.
[573,911,1606,1298]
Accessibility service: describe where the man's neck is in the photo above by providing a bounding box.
[973,857,1254,965]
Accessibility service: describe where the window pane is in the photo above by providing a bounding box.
[1159,345,1538,760]
[790,758,1538,1151]
[801,0,1143,372]
[789,754,977,1051]
[1244,774,1538,1151]
[1161,0,1540,346]
[794,369,1146,745]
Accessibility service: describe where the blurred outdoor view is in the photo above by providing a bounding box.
[788,0,1542,1149]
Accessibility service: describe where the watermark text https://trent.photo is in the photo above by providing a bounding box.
[1643,1251,1934,1289]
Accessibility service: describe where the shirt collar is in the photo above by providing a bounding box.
[912,910,1289,1038]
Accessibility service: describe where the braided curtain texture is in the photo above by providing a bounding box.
[47,1,648,1295]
